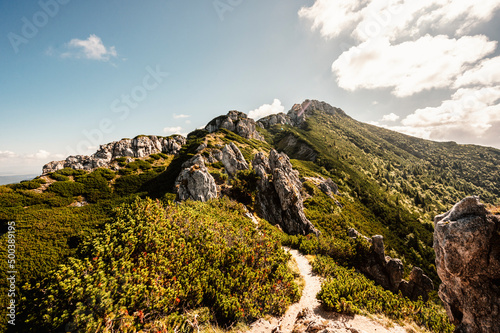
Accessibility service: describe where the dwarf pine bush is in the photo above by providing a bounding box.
[23,198,299,332]
[314,255,454,333]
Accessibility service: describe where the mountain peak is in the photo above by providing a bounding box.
[288,99,347,126]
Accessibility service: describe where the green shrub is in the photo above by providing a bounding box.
[314,255,454,333]
[210,170,228,185]
[23,198,300,332]
[11,179,45,190]
[230,169,260,205]
[47,181,84,197]
[210,161,224,169]
[149,154,162,160]
[77,171,113,203]
[158,153,169,159]
[115,157,127,163]
[49,173,70,182]
[126,159,152,171]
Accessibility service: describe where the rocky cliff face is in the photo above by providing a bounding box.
[256,112,291,129]
[434,196,500,333]
[221,142,249,177]
[350,231,433,301]
[43,135,186,174]
[205,110,264,141]
[175,155,218,202]
[252,150,319,236]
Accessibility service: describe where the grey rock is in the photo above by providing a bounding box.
[205,110,264,141]
[43,135,186,174]
[288,100,346,127]
[356,234,432,299]
[434,196,500,332]
[252,150,319,236]
[318,178,339,198]
[256,112,291,129]
[275,134,318,161]
[221,142,249,176]
[175,155,218,202]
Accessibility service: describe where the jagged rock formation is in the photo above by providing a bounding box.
[351,232,433,301]
[275,134,318,161]
[43,135,186,174]
[174,155,218,202]
[304,177,339,198]
[221,142,249,176]
[252,150,319,236]
[288,99,346,127]
[205,110,264,141]
[256,112,291,129]
[434,196,500,333]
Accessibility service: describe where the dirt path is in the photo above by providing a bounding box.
[247,249,408,333]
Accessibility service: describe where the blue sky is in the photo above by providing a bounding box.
[1,0,500,175]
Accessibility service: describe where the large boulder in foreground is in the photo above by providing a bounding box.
[175,155,217,202]
[434,196,500,333]
[252,150,319,236]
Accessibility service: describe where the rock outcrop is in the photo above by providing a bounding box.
[256,112,291,129]
[252,150,319,236]
[205,110,264,141]
[221,142,249,177]
[288,100,346,127]
[434,196,500,333]
[351,232,433,301]
[43,135,186,174]
[175,155,218,202]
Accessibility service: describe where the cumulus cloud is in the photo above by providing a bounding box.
[248,99,285,120]
[454,56,500,88]
[0,151,18,159]
[163,126,183,135]
[299,0,500,42]
[381,113,400,122]
[332,35,496,97]
[0,150,68,175]
[62,34,117,61]
[386,86,500,147]
[173,114,191,119]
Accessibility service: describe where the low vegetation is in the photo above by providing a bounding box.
[21,198,300,332]
[313,255,454,333]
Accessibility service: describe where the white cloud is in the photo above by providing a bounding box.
[0,151,18,159]
[331,35,496,97]
[381,113,400,122]
[389,86,500,147]
[163,126,183,135]
[26,150,51,160]
[173,114,191,119]
[454,56,500,88]
[0,150,68,175]
[248,99,285,120]
[62,34,117,61]
[300,0,500,42]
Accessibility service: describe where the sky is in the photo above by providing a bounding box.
[1,0,500,175]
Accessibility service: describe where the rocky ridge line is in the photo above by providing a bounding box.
[43,135,186,174]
